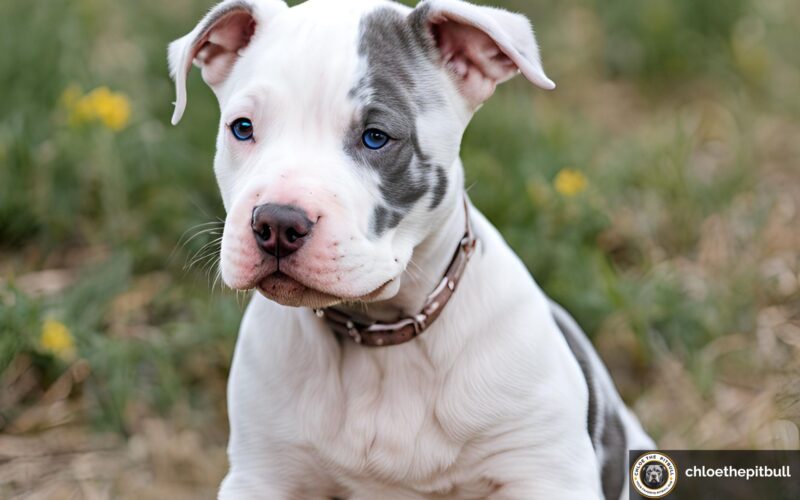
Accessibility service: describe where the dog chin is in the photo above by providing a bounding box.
[256,272,398,309]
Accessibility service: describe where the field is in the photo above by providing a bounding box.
[1,0,799,497]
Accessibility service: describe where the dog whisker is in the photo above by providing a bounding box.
[170,220,224,265]
[185,237,223,271]
[175,221,223,247]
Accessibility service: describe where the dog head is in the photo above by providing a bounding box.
[645,464,664,486]
[168,0,553,308]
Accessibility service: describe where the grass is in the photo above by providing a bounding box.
[2,0,800,496]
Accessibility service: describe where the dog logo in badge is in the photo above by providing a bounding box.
[631,452,678,498]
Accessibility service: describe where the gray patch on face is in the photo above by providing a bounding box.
[430,165,449,210]
[347,7,451,237]
[372,206,404,236]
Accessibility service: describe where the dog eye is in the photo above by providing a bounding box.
[230,118,254,141]
[362,129,390,150]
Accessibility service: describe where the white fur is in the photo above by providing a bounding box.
[167,1,652,498]
[222,206,611,499]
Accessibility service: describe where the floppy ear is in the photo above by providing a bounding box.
[410,0,554,108]
[167,0,287,125]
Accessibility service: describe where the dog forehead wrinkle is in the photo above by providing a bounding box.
[228,2,365,101]
[349,7,448,237]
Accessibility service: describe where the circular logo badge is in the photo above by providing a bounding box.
[630,452,678,498]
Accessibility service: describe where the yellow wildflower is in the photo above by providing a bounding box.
[40,319,76,360]
[63,85,131,131]
[89,87,131,131]
[554,168,588,197]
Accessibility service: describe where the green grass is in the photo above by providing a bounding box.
[1,0,799,456]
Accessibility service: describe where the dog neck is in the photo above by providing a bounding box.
[332,187,469,326]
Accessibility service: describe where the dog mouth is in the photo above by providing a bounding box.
[256,271,395,309]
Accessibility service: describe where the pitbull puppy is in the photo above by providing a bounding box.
[168,0,654,498]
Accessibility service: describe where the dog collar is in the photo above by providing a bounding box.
[315,200,477,347]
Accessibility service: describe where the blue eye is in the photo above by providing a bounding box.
[230,118,254,141]
[362,129,390,150]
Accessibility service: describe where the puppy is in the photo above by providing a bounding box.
[168,0,654,498]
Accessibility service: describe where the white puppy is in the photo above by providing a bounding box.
[168,0,654,498]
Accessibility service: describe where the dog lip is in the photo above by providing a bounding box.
[256,270,306,292]
[255,271,335,308]
[255,270,396,307]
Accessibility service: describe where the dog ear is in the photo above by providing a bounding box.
[410,0,554,108]
[167,0,287,125]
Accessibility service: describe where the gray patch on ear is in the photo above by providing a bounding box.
[347,7,450,237]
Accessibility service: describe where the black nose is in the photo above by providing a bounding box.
[251,204,314,258]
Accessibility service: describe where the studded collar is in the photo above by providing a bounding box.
[315,200,477,347]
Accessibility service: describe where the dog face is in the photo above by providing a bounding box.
[169,0,553,308]
[645,464,664,486]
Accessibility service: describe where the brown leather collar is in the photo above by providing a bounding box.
[315,200,477,347]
